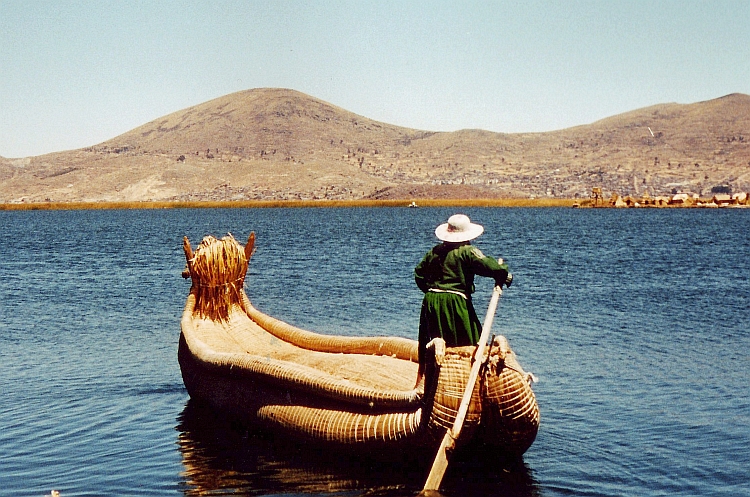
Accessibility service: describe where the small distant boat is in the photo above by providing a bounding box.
[178,232,539,459]
[408,201,419,208]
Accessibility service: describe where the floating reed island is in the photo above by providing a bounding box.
[178,232,539,460]
[578,189,750,208]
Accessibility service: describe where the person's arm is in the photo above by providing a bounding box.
[414,252,433,293]
[468,246,512,286]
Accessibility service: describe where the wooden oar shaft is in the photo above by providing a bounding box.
[422,285,503,492]
[450,285,501,439]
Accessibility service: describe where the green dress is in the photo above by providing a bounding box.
[414,242,509,368]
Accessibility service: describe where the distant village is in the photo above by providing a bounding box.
[583,187,750,208]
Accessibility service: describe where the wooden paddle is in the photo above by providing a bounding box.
[421,285,503,493]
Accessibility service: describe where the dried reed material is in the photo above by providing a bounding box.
[188,234,248,321]
[178,231,540,454]
[479,349,540,454]
[182,293,420,406]
[1,197,581,211]
[179,293,424,445]
[241,293,419,362]
[256,404,422,444]
[422,346,483,445]
[180,298,539,449]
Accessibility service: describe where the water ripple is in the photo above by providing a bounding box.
[1,207,748,496]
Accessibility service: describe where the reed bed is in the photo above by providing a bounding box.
[1,197,579,211]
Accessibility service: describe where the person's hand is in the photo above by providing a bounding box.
[496,273,513,288]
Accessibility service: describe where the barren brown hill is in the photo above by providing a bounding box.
[1,88,748,203]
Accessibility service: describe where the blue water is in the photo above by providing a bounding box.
[1,207,748,497]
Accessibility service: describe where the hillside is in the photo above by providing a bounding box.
[1,89,748,203]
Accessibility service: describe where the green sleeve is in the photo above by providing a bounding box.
[466,246,509,282]
[414,251,433,293]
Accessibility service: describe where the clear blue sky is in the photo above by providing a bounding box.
[1,0,748,158]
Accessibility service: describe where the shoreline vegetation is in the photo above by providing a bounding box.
[0,198,574,211]
[1,196,746,211]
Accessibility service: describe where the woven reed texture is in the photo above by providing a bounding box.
[241,293,419,362]
[478,349,540,454]
[182,294,420,408]
[179,232,539,452]
[178,329,424,446]
[256,404,422,444]
[185,233,418,362]
[422,346,483,446]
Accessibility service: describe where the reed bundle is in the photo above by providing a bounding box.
[188,234,248,321]
[178,231,539,454]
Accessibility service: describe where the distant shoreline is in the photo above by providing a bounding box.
[0,198,579,211]
[1,197,743,211]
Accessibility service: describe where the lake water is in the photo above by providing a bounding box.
[1,206,748,497]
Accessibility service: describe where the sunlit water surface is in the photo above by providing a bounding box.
[1,207,748,496]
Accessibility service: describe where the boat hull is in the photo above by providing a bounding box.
[178,330,423,447]
[178,233,539,457]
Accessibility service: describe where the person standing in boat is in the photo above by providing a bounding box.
[414,214,512,387]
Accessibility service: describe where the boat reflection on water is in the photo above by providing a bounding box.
[176,400,541,497]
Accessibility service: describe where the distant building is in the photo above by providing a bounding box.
[613,195,628,208]
[714,194,732,205]
[669,193,690,204]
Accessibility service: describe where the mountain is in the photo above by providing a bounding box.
[1,89,748,203]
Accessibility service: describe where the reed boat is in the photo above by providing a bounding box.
[178,232,539,458]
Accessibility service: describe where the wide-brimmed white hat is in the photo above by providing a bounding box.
[435,214,484,242]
